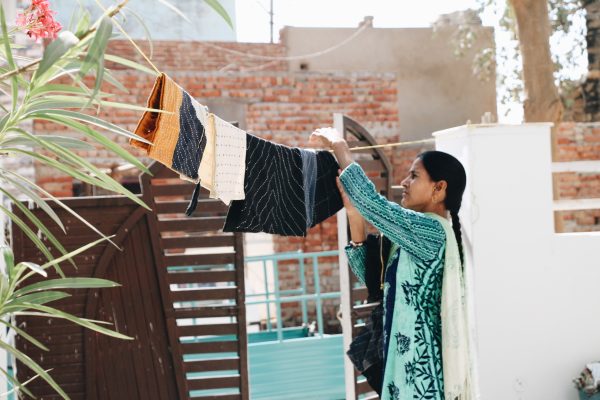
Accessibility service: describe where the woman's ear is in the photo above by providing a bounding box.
[434,181,448,203]
[435,180,448,193]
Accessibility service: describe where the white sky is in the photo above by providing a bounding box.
[235,0,482,43]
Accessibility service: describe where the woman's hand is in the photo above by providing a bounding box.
[310,127,354,170]
[309,127,344,149]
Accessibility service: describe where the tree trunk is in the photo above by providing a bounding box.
[582,0,600,119]
[510,0,564,125]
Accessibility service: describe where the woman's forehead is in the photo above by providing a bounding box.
[410,158,424,171]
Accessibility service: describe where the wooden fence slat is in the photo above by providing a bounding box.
[187,376,241,391]
[173,306,239,319]
[161,235,235,249]
[178,323,238,337]
[164,252,236,267]
[180,341,238,354]
[158,217,226,232]
[155,200,229,215]
[171,287,238,302]
[167,271,237,284]
[184,358,239,373]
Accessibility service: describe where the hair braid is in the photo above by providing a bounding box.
[450,209,464,267]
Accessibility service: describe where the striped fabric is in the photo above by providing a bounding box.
[130,73,207,183]
[311,151,344,228]
[223,133,307,236]
[300,149,317,228]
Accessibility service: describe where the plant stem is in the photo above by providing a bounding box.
[0,0,130,82]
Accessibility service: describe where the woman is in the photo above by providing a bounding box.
[310,128,475,400]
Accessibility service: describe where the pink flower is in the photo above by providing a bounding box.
[15,0,62,41]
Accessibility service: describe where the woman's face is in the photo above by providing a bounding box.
[400,158,443,212]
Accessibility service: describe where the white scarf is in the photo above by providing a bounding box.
[431,214,481,400]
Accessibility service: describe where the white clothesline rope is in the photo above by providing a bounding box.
[199,23,370,62]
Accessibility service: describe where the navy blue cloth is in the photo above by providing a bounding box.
[300,149,317,228]
[310,151,343,227]
[171,92,206,182]
[223,133,307,236]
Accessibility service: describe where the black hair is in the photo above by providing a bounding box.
[418,151,467,266]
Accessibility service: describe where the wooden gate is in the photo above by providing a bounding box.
[337,114,394,400]
[12,161,249,400]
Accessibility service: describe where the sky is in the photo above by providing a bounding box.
[235,0,482,43]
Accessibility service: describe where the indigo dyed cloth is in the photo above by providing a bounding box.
[223,133,307,236]
[300,149,317,228]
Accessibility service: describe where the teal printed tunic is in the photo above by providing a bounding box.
[340,162,447,400]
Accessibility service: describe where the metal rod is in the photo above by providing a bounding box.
[299,257,308,326]
[313,256,324,337]
[263,260,272,332]
[273,259,283,341]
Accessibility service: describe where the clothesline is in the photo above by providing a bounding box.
[343,138,435,152]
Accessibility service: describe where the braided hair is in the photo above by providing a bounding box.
[419,151,467,266]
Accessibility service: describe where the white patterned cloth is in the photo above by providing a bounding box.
[436,213,481,400]
[212,115,246,205]
[197,112,216,196]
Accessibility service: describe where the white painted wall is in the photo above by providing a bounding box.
[434,123,598,400]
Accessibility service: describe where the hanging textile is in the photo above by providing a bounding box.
[223,133,307,236]
[300,148,317,228]
[311,151,344,227]
[212,116,247,205]
[197,110,216,194]
[130,73,206,183]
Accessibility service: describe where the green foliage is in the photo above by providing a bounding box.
[0,1,233,397]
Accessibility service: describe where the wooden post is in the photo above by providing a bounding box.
[334,113,356,400]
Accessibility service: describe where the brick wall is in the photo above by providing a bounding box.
[554,122,600,232]
[106,40,288,72]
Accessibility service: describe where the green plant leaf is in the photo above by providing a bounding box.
[0,5,20,113]
[205,0,233,28]
[14,235,114,290]
[24,113,150,175]
[15,278,120,297]
[0,340,69,399]
[34,31,80,84]
[80,17,112,78]
[29,83,96,98]
[11,130,147,210]
[0,204,63,277]
[0,173,66,234]
[0,312,49,351]
[157,0,191,22]
[74,8,92,38]
[0,365,36,399]
[3,169,118,249]
[11,303,133,340]
[104,54,158,76]
[0,187,74,269]
[2,134,96,150]
[37,236,113,275]
[102,67,130,93]
[25,109,148,143]
[6,290,71,308]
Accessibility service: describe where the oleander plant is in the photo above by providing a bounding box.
[0,0,230,398]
